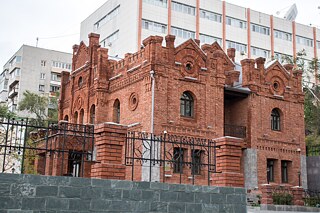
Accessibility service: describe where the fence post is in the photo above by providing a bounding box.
[211,136,244,187]
[260,184,274,204]
[291,186,304,206]
[91,122,127,180]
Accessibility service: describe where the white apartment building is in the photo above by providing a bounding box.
[80,0,320,85]
[0,45,72,118]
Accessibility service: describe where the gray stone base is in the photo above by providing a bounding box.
[0,173,247,213]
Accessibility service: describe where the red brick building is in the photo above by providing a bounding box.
[57,33,306,189]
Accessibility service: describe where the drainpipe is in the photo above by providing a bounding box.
[150,70,155,134]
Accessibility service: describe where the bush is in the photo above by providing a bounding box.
[272,192,293,205]
[303,197,320,207]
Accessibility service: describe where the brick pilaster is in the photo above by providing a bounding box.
[91,123,128,180]
[212,137,244,187]
[260,184,273,205]
[291,187,304,206]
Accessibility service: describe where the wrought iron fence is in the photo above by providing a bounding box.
[306,144,320,156]
[224,124,246,138]
[125,132,217,185]
[0,118,94,177]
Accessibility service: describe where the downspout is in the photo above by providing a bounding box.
[150,70,155,134]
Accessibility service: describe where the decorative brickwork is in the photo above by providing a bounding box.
[58,33,305,188]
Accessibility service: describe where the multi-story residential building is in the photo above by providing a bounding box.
[0,45,72,118]
[80,0,320,85]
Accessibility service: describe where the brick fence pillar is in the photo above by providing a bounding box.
[91,122,127,180]
[260,184,273,204]
[211,137,244,187]
[291,186,304,206]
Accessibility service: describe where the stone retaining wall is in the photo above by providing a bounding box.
[0,173,247,213]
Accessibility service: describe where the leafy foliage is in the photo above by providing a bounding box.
[18,90,58,125]
[272,192,293,205]
[0,105,15,119]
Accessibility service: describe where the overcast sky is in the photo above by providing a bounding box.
[0,0,320,67]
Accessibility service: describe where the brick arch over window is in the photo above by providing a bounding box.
[180,91,194,117]
[74,111,78,124]
[113,99,120,124]
[79,109,84,124]
[271,108,281,131]
[90,104,95,124]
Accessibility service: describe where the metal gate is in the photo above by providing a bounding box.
[125,132,217,185]
[0,118,94,177]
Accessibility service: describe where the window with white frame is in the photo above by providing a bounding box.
[51,73,61,82]
[41,60,46,67]
[52,61,71,70]
[200,34,221,45]
[226,17,246,29]
[50,85,60,92]
[172,1,195,16]
[200,9,222,23]
[317,41,320,49]
[226,40,247,53]
[296,35,313,47]
[143,0,167,8]
[94,5,120,30]
[40,73,45,79]
[251,47,270,58]
[9,56,22,67]
[274,30,292,41]
[39,84,45,92]
[251,24,270,35]
[100,30,119,47]
[142,19,167,34]
[274,52,293,63]
[10,68,20,78]
[172,27,195,39]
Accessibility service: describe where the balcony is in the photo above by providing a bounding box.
[8,75,20,88]
[8,86,19,98]
[224,124,246,138]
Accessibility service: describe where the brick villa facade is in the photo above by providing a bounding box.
[56,33,306,190]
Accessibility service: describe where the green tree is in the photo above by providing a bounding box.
[18,91,49,125]
[283,50,320,146]
[0,105,15,119]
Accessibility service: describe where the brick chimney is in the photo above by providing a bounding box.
[88,33,100,47]
[165,35,175,49]
[255,57,265,70]
[227,48,236,62]
[241,59,255,86]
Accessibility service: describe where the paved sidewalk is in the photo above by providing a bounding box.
[247,206,320,213]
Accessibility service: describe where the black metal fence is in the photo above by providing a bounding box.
[306,144,320,156]
[125,132,217,185]
[0,118,94,177]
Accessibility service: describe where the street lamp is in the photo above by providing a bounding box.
[267,167,270,184]
[298,171,301,187]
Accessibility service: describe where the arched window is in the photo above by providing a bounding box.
[90,105,95,124]
[78,76,83,88]
[64,115,69,122]
[271,108,281,131]
[74,111,78,124]
[113,99,120,123]
[180,91,194,117]
[79,109,84,124]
